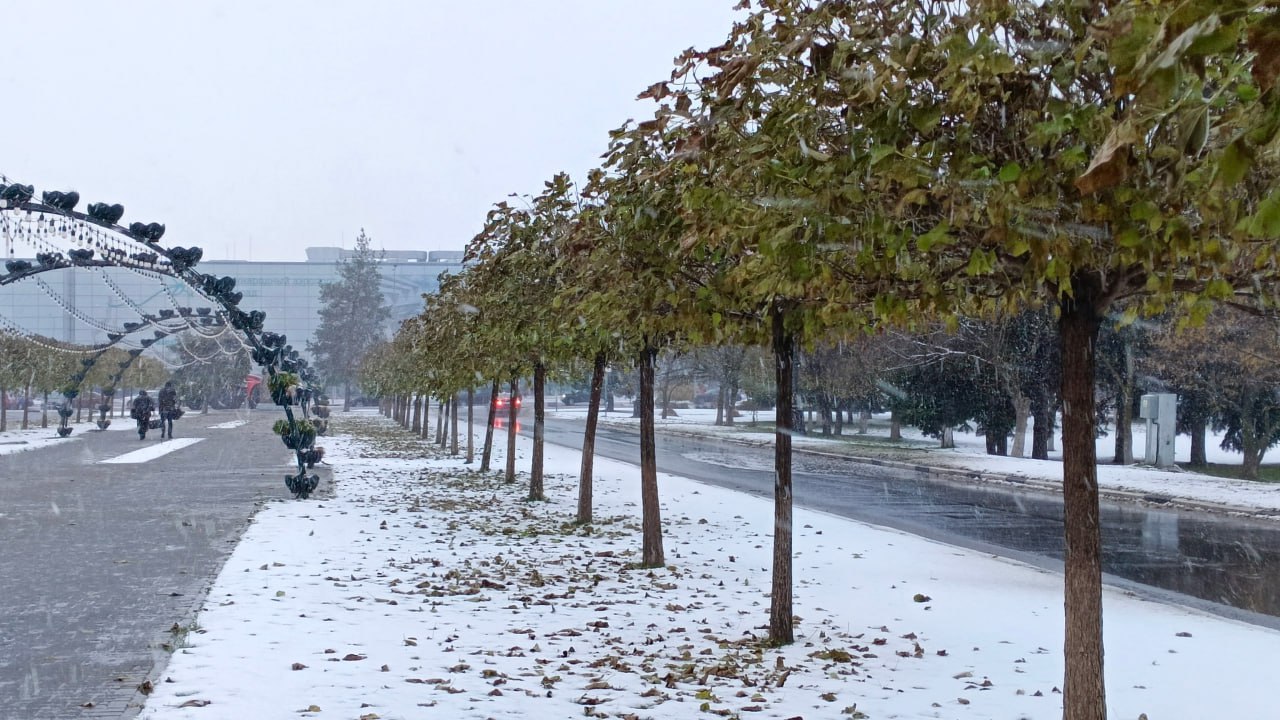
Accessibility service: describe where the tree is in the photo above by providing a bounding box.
[797,3,1280,717]
[886,328,1000,449]
[659,1,1280,716]
[169,331,252,412]
[1150,309,1280,478]
[308,229,391,411]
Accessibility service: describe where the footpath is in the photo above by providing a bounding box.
[135,409,1278,720]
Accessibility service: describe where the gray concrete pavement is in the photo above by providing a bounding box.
[0,410,327,720]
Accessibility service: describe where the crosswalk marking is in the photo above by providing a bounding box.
[99,438,204,464]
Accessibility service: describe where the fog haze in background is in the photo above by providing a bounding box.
[0,1,740,261]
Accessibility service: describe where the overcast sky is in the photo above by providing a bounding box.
[1,1,742,262]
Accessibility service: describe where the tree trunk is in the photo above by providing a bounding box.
[817,394,832,436]
[638,338,665,568]
[578,353,606,524]
[420,395,430,439]
[22,384,32,430]
[726,381,739,426]
[1189,416,1208,467]
[714,386,725,426]
[42,390,49,428]
[1242,444,1263,480]
[858,407,871,434]
[1240,406,1262,480]
[529,364,546,501]
[1011,393,1031,458]
[465,387,475,464]
[660,385,677,418]
[940,427,955,449]
[769,308,795,645]
[1032,387,1053,460]
[889,407,901,440]
[833,401,844,436]
[1114,341,1134,464]
[343,380,351,412]
[481,379,499,472]
[450,392,459,457]
[437,397,448,443]
[1,388,7,432]
[1058,275,1107,720]
[411,394,422,433]
[504,379,519,483]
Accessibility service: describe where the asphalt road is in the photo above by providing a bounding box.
[0,410,314,720]
[537,415,1280,629]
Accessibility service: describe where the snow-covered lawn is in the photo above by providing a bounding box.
[0,418,78,455]
[138,410,1277,719]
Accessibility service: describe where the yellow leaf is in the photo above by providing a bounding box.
[1076,122,1139,195]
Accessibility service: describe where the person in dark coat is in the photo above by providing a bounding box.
[158,381,178,439]
[130,390,154,440]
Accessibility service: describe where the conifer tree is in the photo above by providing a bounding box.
[308,229,391,410]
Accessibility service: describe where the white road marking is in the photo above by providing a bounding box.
[99,437,204,464]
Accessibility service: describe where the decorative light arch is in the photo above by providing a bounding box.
[1,177,324,498]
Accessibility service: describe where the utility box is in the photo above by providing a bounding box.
[1138,393,1178,468]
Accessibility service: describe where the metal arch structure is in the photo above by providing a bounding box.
[55,310,238,435]
[1,179,324,498]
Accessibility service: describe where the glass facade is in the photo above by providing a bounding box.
[0,248,463,352]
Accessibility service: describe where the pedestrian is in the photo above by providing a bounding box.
[158,381,179,439]
[130,390,155,440]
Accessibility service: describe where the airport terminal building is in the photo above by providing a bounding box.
[0,247,464,351]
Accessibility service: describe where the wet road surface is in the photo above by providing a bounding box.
[0,410,311,719]
[539,417,1280,629]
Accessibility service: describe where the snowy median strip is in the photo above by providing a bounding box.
[137,414,1280,719]
[99,438,203,464]
[207,420,248,429]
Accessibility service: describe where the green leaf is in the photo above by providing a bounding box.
[966,248,993,276]
[1205,277,1233,299]
[1247,191,1280,238]
[916,223,950,252]
[998,163,1022,183]
[1129,201,1158,222]
[869,145,896,166]
[1216,139,1252,189]
[909,105,942,133]
[1116,228,1143,248]
[1141,15,1221,84]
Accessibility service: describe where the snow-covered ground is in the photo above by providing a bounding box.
[136,409,1278,719]
[0,420,75,456]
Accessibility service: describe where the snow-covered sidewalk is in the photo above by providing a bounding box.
[137,410,1277,719]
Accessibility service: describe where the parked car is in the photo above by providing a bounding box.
[561,389,590,405]
[693,391,720,409]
